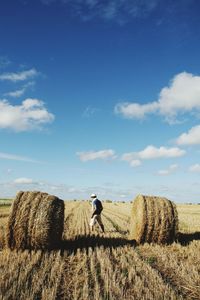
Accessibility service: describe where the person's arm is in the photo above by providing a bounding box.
[91,200,95,212]
[91,200,96,217]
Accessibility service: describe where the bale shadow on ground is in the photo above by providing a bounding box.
[177,231,200,246]
[61,234,136,253]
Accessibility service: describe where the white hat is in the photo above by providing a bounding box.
[91,193,97,198]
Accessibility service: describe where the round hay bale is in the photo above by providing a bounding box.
[129,194,178,244]
[6,191,64,250]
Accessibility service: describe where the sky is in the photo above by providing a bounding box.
[1,0,200,202]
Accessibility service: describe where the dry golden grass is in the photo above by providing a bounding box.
[0,200,199,299]
[177,204,200,233]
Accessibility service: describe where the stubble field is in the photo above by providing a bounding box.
[0,200,200,300]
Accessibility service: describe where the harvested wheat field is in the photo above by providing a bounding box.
[0,199,200,300]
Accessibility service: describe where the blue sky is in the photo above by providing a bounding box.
[1,0,200,202]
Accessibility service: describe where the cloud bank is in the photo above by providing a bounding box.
[122,145,185,167]
[0,98,54,131]
[115,72,200,124]
[176,125,200,145]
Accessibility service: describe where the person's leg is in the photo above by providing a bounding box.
[90,215,97,231]
[96,215,105,233]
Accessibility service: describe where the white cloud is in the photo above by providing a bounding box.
[176,125,200,145]
[170,164,178,170]
[115,101,158,119]
[0,152,41,163]
[77,149,117,162]
[122,155,142,167]
[4,81,35,98]
[158,169,170,176]
[0,68,38,82]
[122,145,185,167]
[130,159,141,167]
[14,177,35,184]
[5,88,26,98]
[138,146,185,159]
[115,72,200,124]
[158,72,200,119]
[189,164,200,173]
[158,164,178,176]
[0,98,54,131]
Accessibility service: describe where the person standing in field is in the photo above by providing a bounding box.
[90,194,105,233]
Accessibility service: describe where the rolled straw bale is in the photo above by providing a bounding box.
[6,191,64,250]
[129,194,178,244]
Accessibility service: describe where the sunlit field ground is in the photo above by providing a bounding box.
[0,199,200,300]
